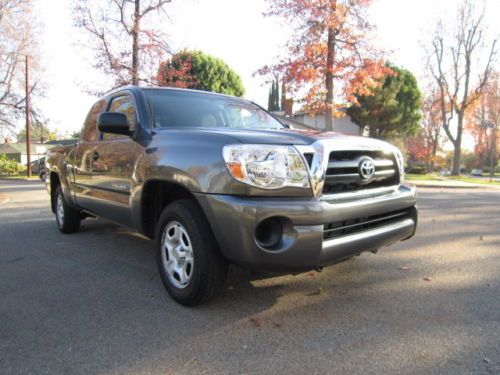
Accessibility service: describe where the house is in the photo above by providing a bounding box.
[291,111,362,135]
[270,96,363,135]
[0,143,52,164]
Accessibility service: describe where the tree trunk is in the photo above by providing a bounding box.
[428,140,438,172]
[325,26,336,131]
[451,113,464,175]
[132,0,140,85]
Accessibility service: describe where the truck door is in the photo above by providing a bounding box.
[73,99,106,210]
[87,93,143,227]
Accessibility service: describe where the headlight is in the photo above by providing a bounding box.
[222,144,310,189]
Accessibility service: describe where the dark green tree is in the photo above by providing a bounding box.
[347,64,422,140]
[273,80,281,111]
[268,86,273,111]
[267,80,281,111]
[157,50,245,97]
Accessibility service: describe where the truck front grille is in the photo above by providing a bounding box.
[322,150,399,194]
[323,208,412,240]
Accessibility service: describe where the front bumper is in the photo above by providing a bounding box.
[195,184,417,272]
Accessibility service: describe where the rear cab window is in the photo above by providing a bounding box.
[81,99,106,142]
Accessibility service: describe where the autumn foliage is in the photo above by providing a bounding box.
[466,72,499,168]
[257,0,390,129]
[407,90,443,169]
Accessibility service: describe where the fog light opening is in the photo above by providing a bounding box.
[255,218,283,249]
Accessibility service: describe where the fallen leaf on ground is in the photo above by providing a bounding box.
[399,266,410,271]
[423,277,432,281]
[307,272,316,277]
[273,322,282,328]
[483,358,490,364]
[306,287,323,296]
[479,236,484,240]
[249,317,262,328]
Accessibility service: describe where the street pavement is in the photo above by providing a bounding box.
[0,179,499,375]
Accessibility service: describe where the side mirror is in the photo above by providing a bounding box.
[97,112,131,136]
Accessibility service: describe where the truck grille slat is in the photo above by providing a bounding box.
[323,208,412,240]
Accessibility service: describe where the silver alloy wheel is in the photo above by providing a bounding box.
[56,194,64,226]
[161,221,194,289]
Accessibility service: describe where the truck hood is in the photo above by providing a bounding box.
[157,127,395,150]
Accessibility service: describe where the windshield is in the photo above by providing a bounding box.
[144,89,283,130]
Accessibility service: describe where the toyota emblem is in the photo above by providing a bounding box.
[359,158,375,181]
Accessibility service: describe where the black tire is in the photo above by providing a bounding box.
[54,185,81,234]
[39,171,46,181]
[156,199,228,306]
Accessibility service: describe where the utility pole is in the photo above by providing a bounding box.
[25,55,31,178]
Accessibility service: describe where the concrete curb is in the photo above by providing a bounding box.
[407,181,499,190]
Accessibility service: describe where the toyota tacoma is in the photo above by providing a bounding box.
[46,87,417,305]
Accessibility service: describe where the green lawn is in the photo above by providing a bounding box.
[405,173,441,181]
[0,174,40,181]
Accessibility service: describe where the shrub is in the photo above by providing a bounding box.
[406,166,427,174]
[0,154,20,175]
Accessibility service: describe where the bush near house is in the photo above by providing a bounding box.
[0,153,20,175]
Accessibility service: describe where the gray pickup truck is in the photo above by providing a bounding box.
[46,86,417,305]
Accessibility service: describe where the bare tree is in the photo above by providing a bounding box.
[0,0,42,136]
[74,0,172,92]
[427,0,497,175]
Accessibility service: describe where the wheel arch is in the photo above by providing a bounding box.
[139,179,208,239]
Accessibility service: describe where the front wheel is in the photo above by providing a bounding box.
[156,200,228,306]
[54,186,81,234]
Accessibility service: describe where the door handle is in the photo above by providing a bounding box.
[92,151,99,161]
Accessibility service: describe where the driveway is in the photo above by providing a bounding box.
[1,179,499,374]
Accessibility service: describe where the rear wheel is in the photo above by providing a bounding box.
[156,199,228,306]
[54,185,81,234]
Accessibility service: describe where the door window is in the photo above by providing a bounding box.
[103,95,137,140]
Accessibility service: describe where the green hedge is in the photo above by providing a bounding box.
[406,166,427,174]
[0,153,21,175]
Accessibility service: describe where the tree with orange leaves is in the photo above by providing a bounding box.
[467,72,499,170]
[406,85,445,171]
[257,0,390,131]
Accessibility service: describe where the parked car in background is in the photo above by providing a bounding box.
[29,157,47,180]
[439,169,452,176]
[470,169,483,177]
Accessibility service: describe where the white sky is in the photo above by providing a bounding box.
[33,0,499,144]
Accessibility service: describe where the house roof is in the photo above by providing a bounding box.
[0,143,49,154]
[44,139,77,146]
[0,143,24,154]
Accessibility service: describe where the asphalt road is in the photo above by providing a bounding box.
[1,179,499,375]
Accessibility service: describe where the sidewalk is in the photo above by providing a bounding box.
[407,179,500,190]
